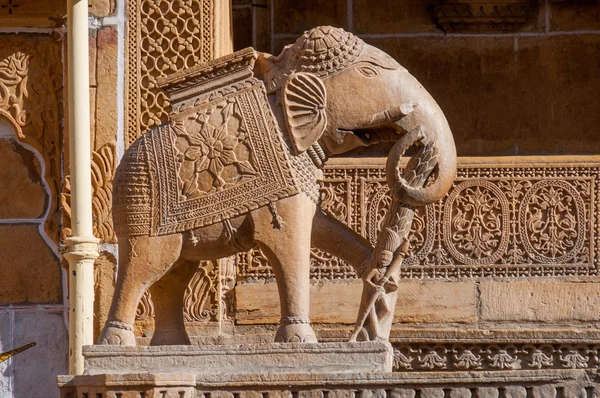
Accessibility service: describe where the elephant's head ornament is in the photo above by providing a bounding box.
[255,26,457,207]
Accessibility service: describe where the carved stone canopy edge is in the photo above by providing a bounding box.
[157,47,258,106]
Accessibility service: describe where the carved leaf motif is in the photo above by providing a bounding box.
[283,72,327,152]
[454,350,483,370]
[136,290,154,321]
[183,262,219,323]
[62,142,117,243]
[91,143,117,243]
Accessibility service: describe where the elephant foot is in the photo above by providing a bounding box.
[98,321,136,346]
[275,317,317,343]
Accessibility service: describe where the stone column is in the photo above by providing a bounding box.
[215,0,234,57]
[64,0,100,375]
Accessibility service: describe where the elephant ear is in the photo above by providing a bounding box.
[282,72,327,153]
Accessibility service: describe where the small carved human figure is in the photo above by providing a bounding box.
[99,26,456,346]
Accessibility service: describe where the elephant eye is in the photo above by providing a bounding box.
[357,65,379,78]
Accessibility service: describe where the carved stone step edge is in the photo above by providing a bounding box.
[83,342,393,375]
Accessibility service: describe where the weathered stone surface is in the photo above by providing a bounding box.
[236,282,360,324]
[353,0,443,34]
[364,34,600,156]
[273,0,347,34]
[13,310,67,398]
[92,27,118,150]
[550,0,600,31]
[0,139,46,219]
[0,224,61,305]
[90,0,115,17]
[84,342,393,374]
[94,252,116,341]
[393,281,477,324]
[480,282,600,323]
[236,281,476,325]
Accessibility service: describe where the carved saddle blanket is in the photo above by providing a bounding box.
[113,56,315,236]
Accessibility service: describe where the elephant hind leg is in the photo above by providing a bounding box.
[149,259,198,345]
[98,233,183,346]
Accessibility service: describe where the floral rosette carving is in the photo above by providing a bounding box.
[173,99,257,199]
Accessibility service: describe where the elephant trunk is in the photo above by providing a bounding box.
[385,93,457,207]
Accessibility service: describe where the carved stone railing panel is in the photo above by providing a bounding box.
[238,156,600,280]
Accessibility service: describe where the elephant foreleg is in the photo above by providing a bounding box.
[98,234,183,345]
[252,194,317,343]
[311,210,373,276]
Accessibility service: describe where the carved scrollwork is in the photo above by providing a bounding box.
[443,181,510,265]
[390,342,600,372]
[519,180,585,263]
[62,142,118,243]
[183,261,219,323]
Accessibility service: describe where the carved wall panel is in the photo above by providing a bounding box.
[238,157,599,281]
[434,1,537,32]
[392,342,600,372]
[0,35,63,243]
[126,0,218,147]
[135,257,236,332]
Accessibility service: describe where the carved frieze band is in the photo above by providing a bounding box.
[392,342,600,372]
[126,0,216,147]
[239,157,600,280]
[434,1,537,32]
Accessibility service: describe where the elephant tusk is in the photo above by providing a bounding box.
[369,103,417,127]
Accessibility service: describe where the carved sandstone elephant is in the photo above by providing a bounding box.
[99,26,456,346]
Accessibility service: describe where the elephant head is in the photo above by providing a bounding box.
[255,26,457,207]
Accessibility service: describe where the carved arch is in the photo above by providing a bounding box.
[0,36,63,243]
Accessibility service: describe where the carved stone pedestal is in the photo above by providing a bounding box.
[83,342,393,375]
[58,342,394,397]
